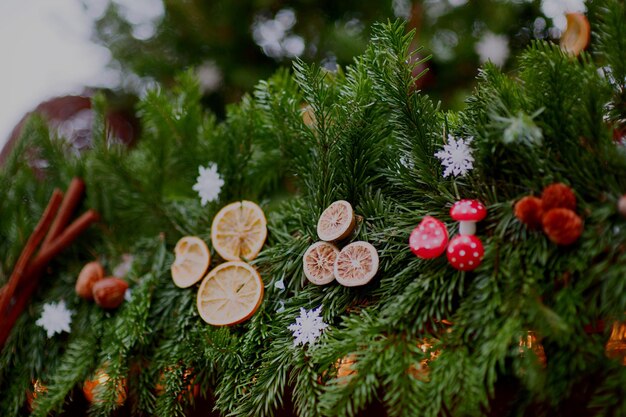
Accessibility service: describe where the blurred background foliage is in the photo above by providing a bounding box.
[92,0,580,116]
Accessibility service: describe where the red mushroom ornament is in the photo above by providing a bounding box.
[448,199,487,271]
[447,235,484,271]
[410,216,449,259]
[450,200,487,235]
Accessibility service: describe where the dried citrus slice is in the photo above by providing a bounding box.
[303,241,339,285]
[334,241,379,287]
[560,13,590,56]
[171,236,211,288]
[196,261,264,326]
[211,201,267,261]
[317,200,356,242]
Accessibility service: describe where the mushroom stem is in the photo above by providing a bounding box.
[459,221,476,236]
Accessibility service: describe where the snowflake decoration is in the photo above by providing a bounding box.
[434,135,475,178]
[475,32,510,67]
[288,306,328,347]
[192,163,224,206]
[274,278,285,291]
[36,301,73,338]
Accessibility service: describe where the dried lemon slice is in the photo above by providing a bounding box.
[317,200,356,242]
[303,241,339,285]
[211,201,267,261]
[334,241,379,287]
[196,261,264,326]
[171,236,211,288]
[560,13,590,56]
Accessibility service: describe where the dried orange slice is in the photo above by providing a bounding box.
[560,13,590,56]
[303,241,339,285]
[196,261,264,326]
[211,201,267,261]
[334,241,379,287]
[171,236,211,288]
[317,200,356,242]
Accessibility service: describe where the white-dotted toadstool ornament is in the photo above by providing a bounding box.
[446,235,484,271]
[447,199,487,271]
[409,216,449,259]
[449,200,487,236]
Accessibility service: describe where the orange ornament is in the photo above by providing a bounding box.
[519,331,547,367]
[335,354,358,383]
[541,183,576,212]
[26,379,47,411]
[514,196,543,229]
[155,367,200,401]
[83,368,127,405]
[542,208,583,245]
[606,321,626,365]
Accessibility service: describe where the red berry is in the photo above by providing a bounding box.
[542,208,583,245]
[514,196,543,229]
[542,183,576,212]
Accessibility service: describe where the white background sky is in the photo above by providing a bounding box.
[0,0,164,149]
[0,0,118,148]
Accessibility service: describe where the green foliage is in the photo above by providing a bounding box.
[2,7,626,417]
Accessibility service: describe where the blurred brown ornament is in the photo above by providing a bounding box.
[560,13,591,56]
[83,368,127,405]
[155,367,201,401]
[408,339,440,381]
[605,321,626,365]
[92,277,129,309]
[75,261,104,300]
[541,183,576,212]
[514,196,543,229]
[26,379,47,412]
[618,195,626,218]
[335,354,357,383]
[542,208,583,245]
[518,331,547,367]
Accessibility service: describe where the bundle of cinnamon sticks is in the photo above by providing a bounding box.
[0,178,99,347]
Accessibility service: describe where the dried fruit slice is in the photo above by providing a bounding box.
[303,241,339,285]
[333,241,379,287]
[196,261,264,326]
[171,236,211,288]
[560,13,590,56]
[211,201,267,261]
[317,200,356,242]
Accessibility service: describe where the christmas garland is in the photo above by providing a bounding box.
[1,4,626,416]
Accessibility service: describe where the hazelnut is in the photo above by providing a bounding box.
[92,277,129,309]
[75,261,104,300]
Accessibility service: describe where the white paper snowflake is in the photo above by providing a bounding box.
[434,135,475,178]
[288,306,328,347]
[475,32,510,67]
[192,163,224,206]
[36,301,73,338]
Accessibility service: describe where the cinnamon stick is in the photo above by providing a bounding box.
[0,209,99,347]
[42,178,85,247]
[0,189,63,313]
[35,209,100,268]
